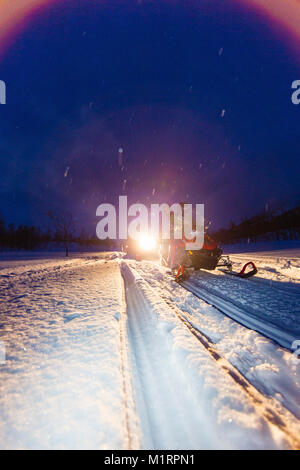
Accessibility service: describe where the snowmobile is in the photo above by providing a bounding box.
[161,233,257,283]
[160,233,222,281]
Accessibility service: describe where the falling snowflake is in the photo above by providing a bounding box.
[118,148,124,166]
[152,188,156,196]
[64,167,70,178]
[221,109,226,118]
[122,179,127,191]
[198,163,202,169]
[219,47,223,56]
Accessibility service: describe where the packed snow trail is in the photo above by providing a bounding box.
[0,251,300,449]
[121,261,300,450]
[122,263,217,449]
[131,259,300,423]
[128,254,300,350]
[181,274,298,350]
[0,255,138,450]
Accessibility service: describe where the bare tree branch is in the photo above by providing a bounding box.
[47,211,75,256]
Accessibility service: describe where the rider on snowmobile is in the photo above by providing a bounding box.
[166,203,195,270]
[161,203,223,272]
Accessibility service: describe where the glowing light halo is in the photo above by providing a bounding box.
[138,235,157,252]
[0,0,300,56]
[238,0,300,43]
[0,0,51,52]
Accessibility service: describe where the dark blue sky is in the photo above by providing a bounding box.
[0,0,299,232]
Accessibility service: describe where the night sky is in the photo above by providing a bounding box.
[0,0,300,233]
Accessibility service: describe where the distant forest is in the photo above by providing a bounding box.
[213,205,300,245]
[0,205,299,251]
[0,218,112,252]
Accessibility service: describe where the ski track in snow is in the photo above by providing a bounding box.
[121,261,300,450]
[181,276,299,350]
[185,268,300,334]
[0,249,299,449]
[130,258,300,422]
[122,263,217,449]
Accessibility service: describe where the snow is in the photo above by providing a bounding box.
[129,257,300,420]
[0,254,133,449]
[0,247,299,449]
[121,261,300,449]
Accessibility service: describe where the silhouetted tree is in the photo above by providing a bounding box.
[47,211,75,256]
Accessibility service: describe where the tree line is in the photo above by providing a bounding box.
[212,205,300,244]
[0,217,112,253]
[1,204,299,252]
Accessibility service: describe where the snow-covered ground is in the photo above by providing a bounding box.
[0,248,299,449]
[0,252,134,449]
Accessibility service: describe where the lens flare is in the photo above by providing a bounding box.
[138,235,157,252]
[0,0,300,58]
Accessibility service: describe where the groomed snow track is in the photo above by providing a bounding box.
[181,277,298,351]
[137,259,300,352]
[121,261,300,450]
[121,262,217,449]
[1,253,299,450]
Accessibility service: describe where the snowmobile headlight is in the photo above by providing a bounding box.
[138,235,157,251]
